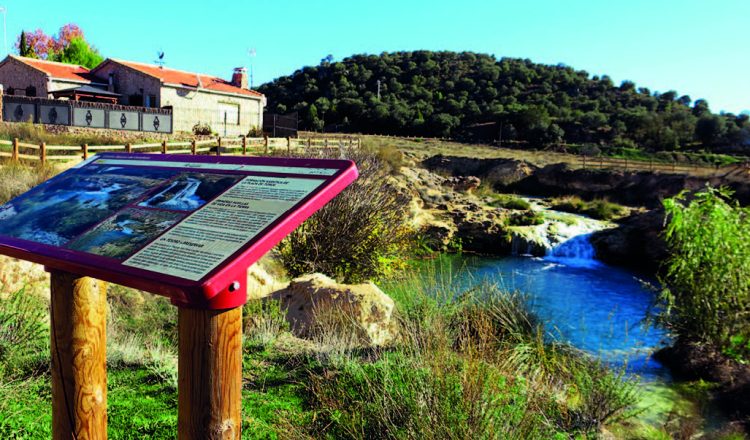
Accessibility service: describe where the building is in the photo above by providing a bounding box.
[0,55,266,136]
[0,55,104,98]
[90,59,265,135]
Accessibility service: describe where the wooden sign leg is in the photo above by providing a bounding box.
[178,307,242,440]
[50,270,108,439]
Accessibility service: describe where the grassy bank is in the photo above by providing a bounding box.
[0,256,643,439]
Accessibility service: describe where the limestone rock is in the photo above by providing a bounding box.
[269,273,398,346]
[443,176,481,193]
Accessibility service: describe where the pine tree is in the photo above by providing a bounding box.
[19,31,29,57]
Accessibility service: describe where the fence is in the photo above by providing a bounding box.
[2,95,173,134]
[0,135,361,165]
[578,155,740,177]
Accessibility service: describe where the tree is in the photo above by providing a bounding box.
[695,114,726,147]
[18,31,32,57]
[14,23,102,67]
[56,36,103,69]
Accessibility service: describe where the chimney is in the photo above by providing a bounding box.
[231,67,248,89]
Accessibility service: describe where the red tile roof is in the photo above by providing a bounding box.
[108,59,263,98]
[11,56,94,83]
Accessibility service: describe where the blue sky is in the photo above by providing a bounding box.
[5,1,748,113]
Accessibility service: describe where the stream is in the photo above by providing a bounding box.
[418,207,728,431]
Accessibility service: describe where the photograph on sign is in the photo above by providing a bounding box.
[0,153,357,305]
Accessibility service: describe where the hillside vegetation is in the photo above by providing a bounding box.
[260,51,750,153]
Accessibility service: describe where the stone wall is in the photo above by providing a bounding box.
[0,57,47,98]
[160,85,263,135]
[94,62,161,107]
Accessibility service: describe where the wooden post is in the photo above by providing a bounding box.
[241,135,247,156]
[126,143,132,154]
[286,136,291,154]
[307,138,312,150]
[263,135,269,155]
[40,142,47,164]
[324,138,329,149]
[50,270,108,440]
[191,139,196,155]
[216,137,222,156]
[162,140,168,154]
[178,307,242,440]
[82,144,89,160]
[11,138,18,161]
[582,156,586,169]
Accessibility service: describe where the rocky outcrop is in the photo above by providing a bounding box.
[423,155,750,208]
[590,209,667,273]
[443,176,481,192]
[655,341,750,430]
[422,155,537,186]
[269,274,398,346]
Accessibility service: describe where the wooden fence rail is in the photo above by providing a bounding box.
[579,154,738,176]
[0,136,361,165]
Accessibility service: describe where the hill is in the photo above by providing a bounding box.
[259,51,750,153]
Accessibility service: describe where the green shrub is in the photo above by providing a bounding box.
[508,210,545,226]
[276,148,413,282]
[192,122,212,136]
[551,196,624,220]
[489,194,531,210]
[657,187,750,359]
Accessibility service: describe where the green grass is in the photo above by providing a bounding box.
[487,194,532,210]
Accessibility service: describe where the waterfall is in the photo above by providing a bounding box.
[160,178,202,210]
[545,233,600,268]
[145,178,203,210]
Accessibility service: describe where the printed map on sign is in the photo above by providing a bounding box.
[0,153,353,285]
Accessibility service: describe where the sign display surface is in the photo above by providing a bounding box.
[0,152,357,309]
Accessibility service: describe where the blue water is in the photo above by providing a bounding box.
[445,254,670,380]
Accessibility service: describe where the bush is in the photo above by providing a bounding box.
[489,194,531,210]
[276,147,413,282]
[192,122,212,136]
[551,196,624,221]
[656,187,750,359]
[508,210,545,226]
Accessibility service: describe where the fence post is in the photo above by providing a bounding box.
[324,138,329,149]
[287,137,291,155]
[11,138,18,162]
[161,140,167,154]
[582,156,586,169]
[126,143,132,154]
[191,139,196,155]
[82,144,88,160]
[307,138,312,150]
[263,135,269,155]
[242,135,247,156]
[216,137,222,156]
[40,142,46,164]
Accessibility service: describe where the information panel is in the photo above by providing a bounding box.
[0,153,357,309]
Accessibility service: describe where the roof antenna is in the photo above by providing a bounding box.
[155,50,165,68]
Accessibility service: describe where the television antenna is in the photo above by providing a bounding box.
[155,50,165,68]
[247,48,256,89]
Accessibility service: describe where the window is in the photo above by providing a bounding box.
[25,86,37,97]
[129,94,143,106]
[6,87,14,95]
[145,95,157,108]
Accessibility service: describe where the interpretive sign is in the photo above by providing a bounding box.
[0,152,357,309]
